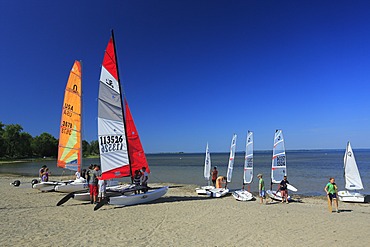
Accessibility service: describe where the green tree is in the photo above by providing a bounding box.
[32,133,58,157]
[18,132,33,157]
[89,140,99,155]
[0,122,5,157]
[82,140,90,157]
[3,124,23,157]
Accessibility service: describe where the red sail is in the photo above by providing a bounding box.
[102,37,119,81]
[125,98,150,174]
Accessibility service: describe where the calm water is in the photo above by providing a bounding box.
[1,150,369,196]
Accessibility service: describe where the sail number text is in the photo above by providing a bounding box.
[61,121,73,135]
[246,158,253,167]
[277,156,286,166]
[100,135,124,153]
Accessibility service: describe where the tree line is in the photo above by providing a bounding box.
[0,122,99,159]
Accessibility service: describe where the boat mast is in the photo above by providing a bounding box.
[79,60,83,173]
[111,30,134,183]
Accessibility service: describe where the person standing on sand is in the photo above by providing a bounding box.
[324,177,339,213]
[211,166,218,187]
[98,176,106,202]
[141,167,149,193]
[133,169,142,194]
[89,165,99,204]
[279,176,289,203]
[257,174,266,204]
[215,176,227,189]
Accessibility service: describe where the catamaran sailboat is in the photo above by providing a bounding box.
[338,142,366,203]
[33,61,83,192]
[266,130,297,201]
[196,143,215,195]
[207,134,237,198]
[94,31,168,208]
[233,131,254,201]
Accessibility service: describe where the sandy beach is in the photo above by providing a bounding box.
[1,175,370,247]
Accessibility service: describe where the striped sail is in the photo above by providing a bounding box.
[98,34,129,180]
[344,142,363,190]
[243,131,253,184]
[57,60,82,172]
[204,143,211,182]
[271,129,286,183]
[226,134,237,183]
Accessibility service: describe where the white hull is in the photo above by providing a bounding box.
[195,185,215,195]
[55,181,88,193]
[109,186,168,206]
[206,188,230,198]
[33,181,72,192]
[232,190,254,201]
[73,184,133,201]
[266,190,291,202]
[55,179,119,193]
[338,190,365,203]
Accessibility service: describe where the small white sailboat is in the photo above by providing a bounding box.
[266,130,297,201]
[196,143,215,195]
[338,142,366,203]
[207,134,237,198]
[233,131,254,201]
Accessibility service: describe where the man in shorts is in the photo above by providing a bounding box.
[257,174,266,204]
[89,165,99,204]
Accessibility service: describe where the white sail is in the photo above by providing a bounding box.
[344,142,363,190]
[271,129,286,184]
[204,143,211,182]
[243,131,253,184]
[226,134,237,183]
[98,35,130,180]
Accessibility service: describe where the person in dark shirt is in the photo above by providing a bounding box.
[279,176,289,203]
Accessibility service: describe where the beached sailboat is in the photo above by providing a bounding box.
[338,142,366,203]
[196,143,215,195]
[233,131,254,201]
[207,134,237,198]
[94,31,167,208]
[54,60,88,193]
[33,61,83,192]
[266,130,297,201]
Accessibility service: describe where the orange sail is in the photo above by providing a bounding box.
[57,60,82,172]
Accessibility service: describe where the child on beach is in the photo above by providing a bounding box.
[257,174,266,204]
[279,176,289,203]
[133,169,142,194]
[211,166,218,187]
[324,177,339,213]
[41,168,49,182]
[98,177,107,202]
[141,167,149,193]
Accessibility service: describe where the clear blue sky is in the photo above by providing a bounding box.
[1,0,370,153]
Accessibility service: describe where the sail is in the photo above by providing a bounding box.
[344,142,363,190]
[125,98,150,174]
[204,143,211,181]
[226,134,237,183]
[57,60,82,172]
[271,129,286,183]
[98,34,130,180]
[243,131,253,184]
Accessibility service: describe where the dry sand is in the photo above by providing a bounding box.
[1,175,370,247]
